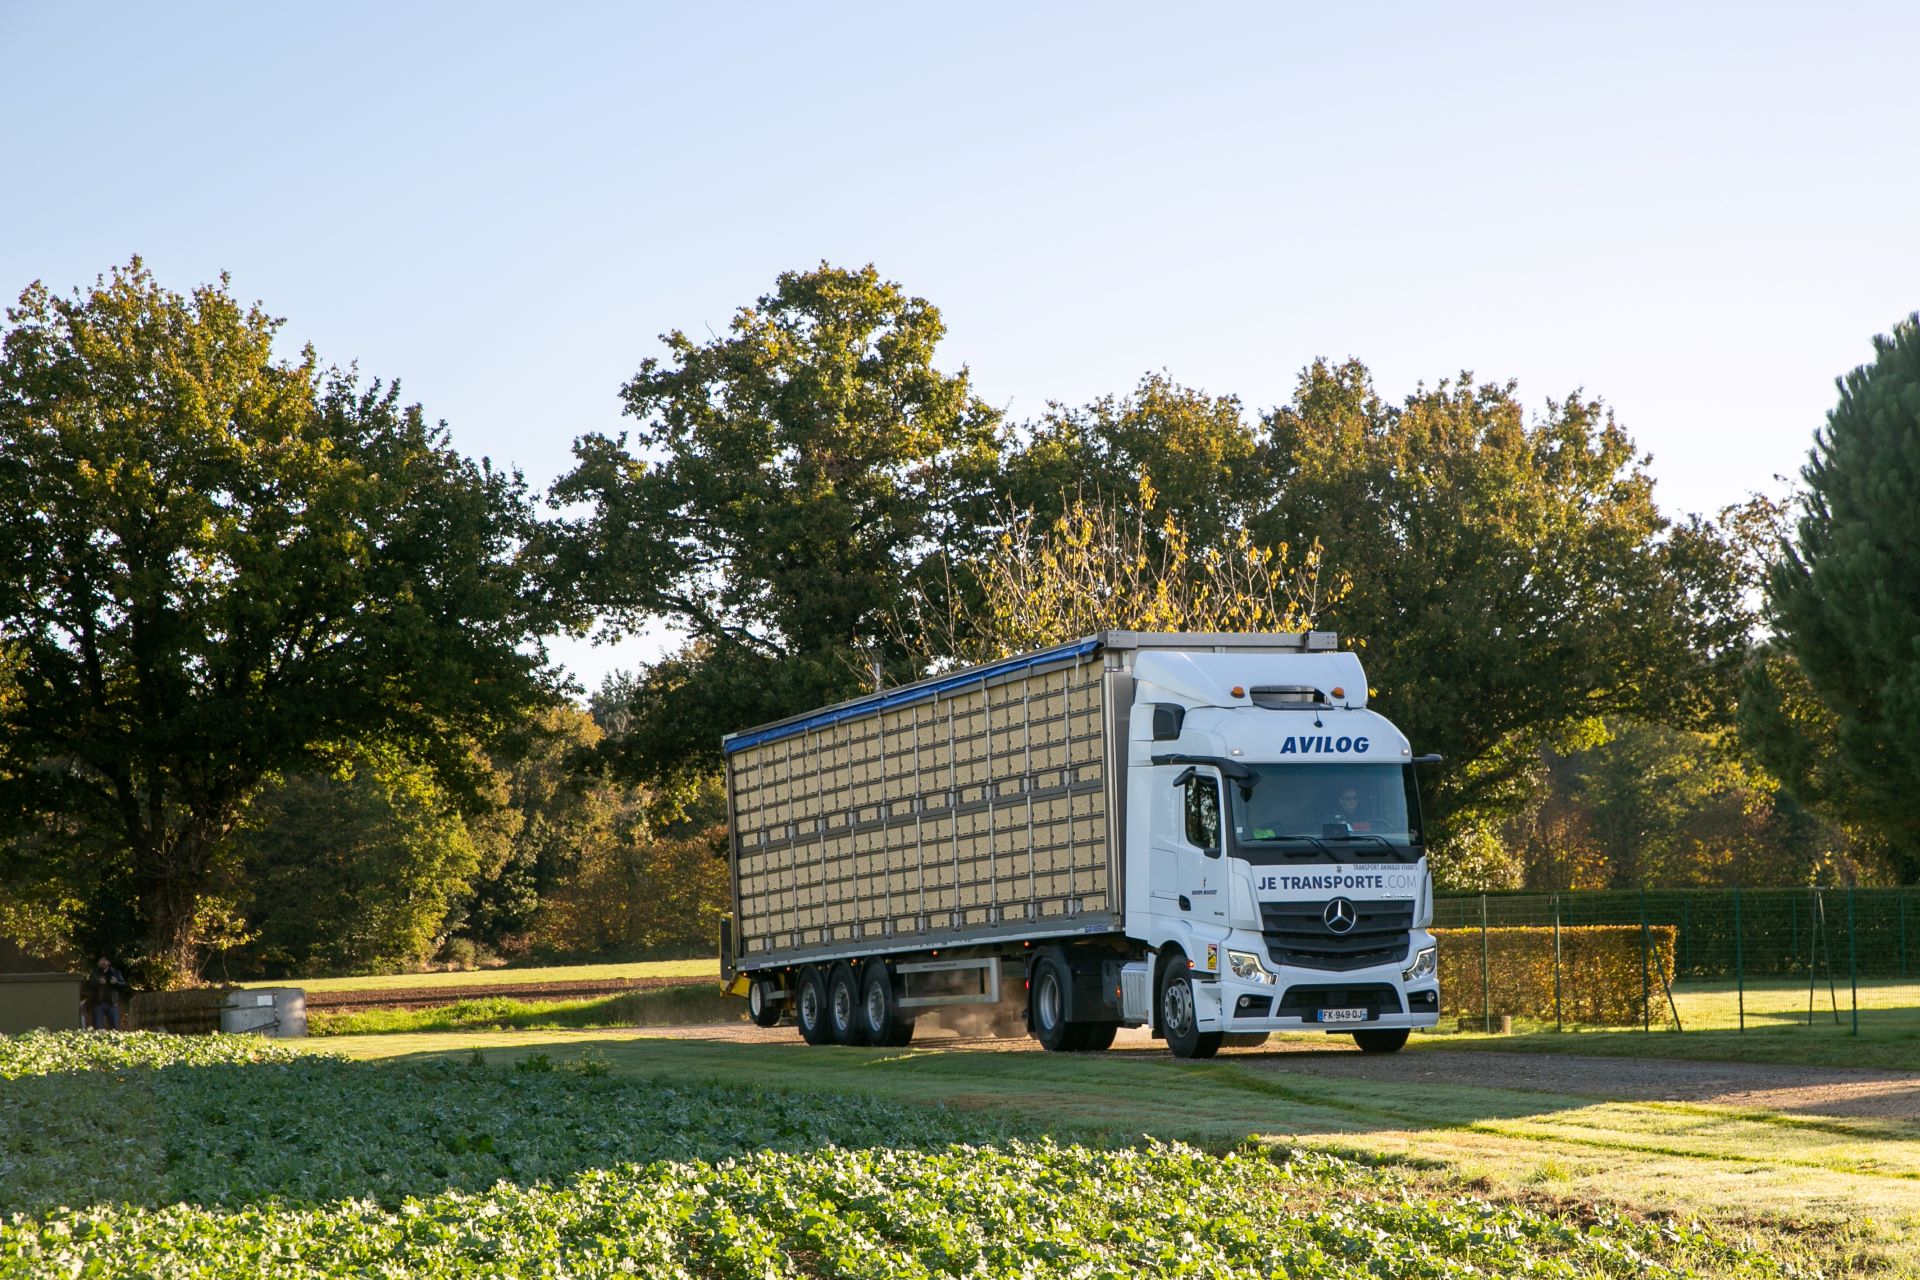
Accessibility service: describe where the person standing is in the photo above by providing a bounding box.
[83,956,126,1030]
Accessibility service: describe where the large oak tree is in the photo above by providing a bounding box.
[0,261,561,984]
[553,263,1000,778]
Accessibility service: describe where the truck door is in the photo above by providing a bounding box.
[1151,767,1229,927]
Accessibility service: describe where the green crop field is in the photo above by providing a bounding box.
[0,1030,1850,1279]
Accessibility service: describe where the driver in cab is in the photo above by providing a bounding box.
[1331,784,1377,833]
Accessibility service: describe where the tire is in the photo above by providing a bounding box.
[1156,951,1222,1060]
[1353,1028,1409,1054]
[1028,953,1087,1052]
[1075,1021,1117,1052]
[860,962,913,1047]
[827,962,869,1046]
[796,967,833,1045]
[747,977,783,1028]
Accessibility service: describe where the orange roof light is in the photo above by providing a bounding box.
[1230,686,1245,698]
[1331,686,1345,699]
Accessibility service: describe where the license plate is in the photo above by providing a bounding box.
[1317,1007,1369,1024]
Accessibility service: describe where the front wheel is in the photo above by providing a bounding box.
[1156,952,1222,1060]
[747,977,783,1028]
[1353,1028,1410,1054]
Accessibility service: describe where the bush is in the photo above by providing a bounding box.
[1432,925,1677,1025]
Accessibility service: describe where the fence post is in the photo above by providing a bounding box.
[1849,886,1859,1038]
[1901,891,1909,980]
[1640,889,1651,1034]
[1553,893,1563,1032]
[1734,886,1745,1034]
[1480,892,1491,1035]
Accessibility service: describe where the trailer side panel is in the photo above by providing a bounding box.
[729,651,1112,966]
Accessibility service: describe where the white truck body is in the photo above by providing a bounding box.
[721,631,1440,1054]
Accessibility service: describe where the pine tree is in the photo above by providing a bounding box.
[1762,313,1920,877]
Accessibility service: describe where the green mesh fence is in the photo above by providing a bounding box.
[1432,887,1920,1037]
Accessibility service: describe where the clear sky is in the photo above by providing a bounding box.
[4,4,1916,691]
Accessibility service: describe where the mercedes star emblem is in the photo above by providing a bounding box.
[1323,897,1357,935]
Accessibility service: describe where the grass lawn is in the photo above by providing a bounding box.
[309,983,740,1034]
[235,957,717,993]
[327,1028,1920,1276]
[1419,979,1920,1071]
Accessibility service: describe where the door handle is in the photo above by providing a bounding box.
[1178,895,1191,912]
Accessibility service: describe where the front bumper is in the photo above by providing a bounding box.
[1195,939,1440,1032]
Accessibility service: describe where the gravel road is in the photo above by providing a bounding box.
[628,1020,1920,1120]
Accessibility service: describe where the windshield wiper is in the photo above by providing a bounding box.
[1324,833,1405,858]
[1245,834,1333,856]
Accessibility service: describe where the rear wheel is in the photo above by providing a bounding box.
[1075,1021,1117,1052]
[1353,1028,1409,1054]
[1028,953,1086,1052]
[796,968,832,1045]
[828,963,868,1046]
[747,977,783,1028]
[1156,952,1222,1060]
[860,962,914,1047]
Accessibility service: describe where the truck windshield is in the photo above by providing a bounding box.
[1230,763,1423,855]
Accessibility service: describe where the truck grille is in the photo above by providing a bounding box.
[1262,898,1413,972]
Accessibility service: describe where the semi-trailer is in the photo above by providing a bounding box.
[718,631,1440,1057]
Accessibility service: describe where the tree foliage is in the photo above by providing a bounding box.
[0,261,559,984]
[1747,315,1920,880]
[553,263,1000,778]
[1255,359,1755,876]
[1000,374,1264,550]
[897,476,1340,667]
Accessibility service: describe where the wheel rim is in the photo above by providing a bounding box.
[1037,971,1063,1031]
[749,982,766,1018]
[800,980,821,1028]
[865,980,887,1031]
[1162,975,1195,1039]
[832,981,853,1031]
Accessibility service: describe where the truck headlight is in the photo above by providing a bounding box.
[1227,950,1275,984]
[1402,946,1436,983]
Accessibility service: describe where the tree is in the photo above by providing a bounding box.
[1000,374,1265,550]
[896,477,1340,667]
[552,263,1001,778]
[1256,359,1753,884]
[225,749,491,976]
[1749,314,1920,880]
[0,261,560,984]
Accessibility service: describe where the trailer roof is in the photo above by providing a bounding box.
[720,631,1337,754]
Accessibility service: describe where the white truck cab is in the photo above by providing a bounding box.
[1123,649,1438,1055]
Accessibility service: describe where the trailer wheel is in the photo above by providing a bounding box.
[796,967,833,1045]
[747,977,783,1028]
[827,963,869,1045]
[1352,1028,1409,1054]
[1028,953,1086,1052]
[1075,1021,1117,1052]
[860,963,914,1046]
[1156,951,1222,1060]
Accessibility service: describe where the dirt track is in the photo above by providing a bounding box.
[628,1021,1920,1120]
[307,977,705,1011]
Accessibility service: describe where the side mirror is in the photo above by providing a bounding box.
[1151,703,1186,741]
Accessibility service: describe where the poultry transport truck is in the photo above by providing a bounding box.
[718,631,1440,1057]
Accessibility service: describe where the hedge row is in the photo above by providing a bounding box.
[1431,925,1677,1026]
